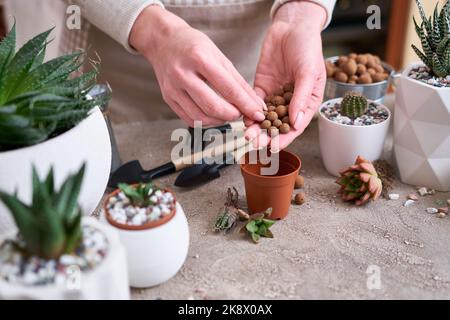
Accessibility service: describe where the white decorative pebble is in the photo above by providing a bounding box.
[417,187,428,196]
[404,200,415,207]
[388,193,399,200]
[426,208,438,214]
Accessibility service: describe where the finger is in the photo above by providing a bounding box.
[276,107,315,150]
[177,90,224,126]
[185,76,242,122]
[289,73,315,130]
[167,99,195,127]
[244,123,271,149]
[254,86,267,99]
[225,62,267,109]
[243,116,255,128]
[202,65,266,122]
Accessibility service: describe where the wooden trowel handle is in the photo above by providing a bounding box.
[172,136,248,171]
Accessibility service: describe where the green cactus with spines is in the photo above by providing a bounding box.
[340,92,368,119]
[0,164,86,260]
[412,0,450,78]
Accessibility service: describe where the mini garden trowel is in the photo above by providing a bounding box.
[108,136,247,188]
[174,144,250,188]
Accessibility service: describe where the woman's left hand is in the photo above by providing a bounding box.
[245,2,328,151]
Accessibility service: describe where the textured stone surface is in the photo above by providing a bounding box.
[112,118,450,300]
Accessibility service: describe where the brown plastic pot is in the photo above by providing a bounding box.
[240,150,301,220]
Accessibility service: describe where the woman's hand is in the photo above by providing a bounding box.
[130,6,265,127]
[245,2,328,151]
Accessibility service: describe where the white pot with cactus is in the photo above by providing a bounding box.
[103,182,189,288]
[394,0,450,191]
[319,92,391,176]
[0,165,129,300]
[0,24,112,231]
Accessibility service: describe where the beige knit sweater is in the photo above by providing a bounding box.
[69,0,336,53]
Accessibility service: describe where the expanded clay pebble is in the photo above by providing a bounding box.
[294,192,306,205]
[260,84,294,135]
[327,53,389,84]
[295,175,305,189]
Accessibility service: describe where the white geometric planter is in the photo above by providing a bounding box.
[394,62,450,191]
[0,217,130,300]
[0,107,112,232]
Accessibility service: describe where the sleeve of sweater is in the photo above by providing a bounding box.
[70,0,164,53]
[271,0,337,29]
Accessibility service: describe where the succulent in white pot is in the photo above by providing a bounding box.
[0,165,129,300]
[319,92,391,177]
[0,24,111,231]
[393,0,450,191]
[103,182,189,288]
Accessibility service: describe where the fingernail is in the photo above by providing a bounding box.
[294,111,304,130]
[253,111,266,122]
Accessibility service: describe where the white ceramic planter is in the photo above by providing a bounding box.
[319,98,391,177]
[0,107,111,231]
[104,202,189,288]
[0,217,130,300]
[393,62,450,191]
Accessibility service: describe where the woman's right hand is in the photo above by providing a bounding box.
[130,6,265,127]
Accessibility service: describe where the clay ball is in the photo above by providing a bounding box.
[266,111,278,122]
[356,54,368,65]
[260,120,272,130]
[272,96,286,106]
[269,127,279,137]
[294,192,306,205]
[295,175,305,189]
[357,73,372,84]
[279,123,290,134]
[282,116,290,124]
[275,105,288,118]
[273,119,282,128]
[334,71,349,83]
[342,59,357,76]
[356,64,366,75]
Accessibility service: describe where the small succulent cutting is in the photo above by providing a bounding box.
[336,156,382,206]
[340,92,368,119]
[0,164,86,259]
[0,24,109,151]
[412,0,450,78]
[118,182,154,207]
[241,208,275,243]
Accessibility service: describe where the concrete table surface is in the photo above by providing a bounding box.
[113,118,450,300]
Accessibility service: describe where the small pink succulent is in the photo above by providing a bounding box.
[336,156,383,206]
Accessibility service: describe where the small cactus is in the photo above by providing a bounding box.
[340,92,368,118]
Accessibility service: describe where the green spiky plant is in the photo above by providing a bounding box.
[0,164,86,259]
[118,182,155,207]
[412,0,450,78]
[340,92,368,119]
[0,23,109,151]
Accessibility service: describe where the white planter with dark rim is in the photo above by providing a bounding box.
[319,98,391,177]
[393,62,450,191]
[0,217,129,300]
[0,107,111,231]
[103,189,189,288]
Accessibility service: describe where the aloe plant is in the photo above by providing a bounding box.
[0,164,86,259]
[118,182,155,207]
[0,24,109,151]
[412,0,450,78]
